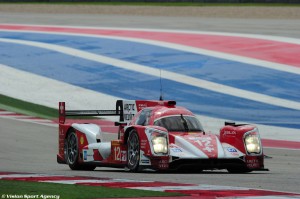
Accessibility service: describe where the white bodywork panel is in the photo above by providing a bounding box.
[72,123,111,163]
[221,143,245,158]
[170,134,244,159]
[83,142,111,162]
[173,136,209,158]
[72,123,103,144]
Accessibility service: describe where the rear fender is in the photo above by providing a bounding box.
[58,123,102,163]
[71,123,102,144]
[57,124,71,164]
[65,124,101,164]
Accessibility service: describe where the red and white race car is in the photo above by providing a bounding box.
[57,100,267,173]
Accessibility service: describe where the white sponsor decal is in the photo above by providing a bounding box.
[223,130,236,137]
[122,101,137,123]
[139,151,151,165]
[83,149,94,162]
[192,137,215,153]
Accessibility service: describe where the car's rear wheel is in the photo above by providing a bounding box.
[127,129,140,172]
[66,129,95,171]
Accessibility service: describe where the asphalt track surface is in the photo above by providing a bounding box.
[0,117,300,194]
[1,11,300,195]
[1,12,300,39]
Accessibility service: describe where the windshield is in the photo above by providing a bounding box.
[154,115,205,132]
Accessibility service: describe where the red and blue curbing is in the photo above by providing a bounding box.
[1,172,300,199]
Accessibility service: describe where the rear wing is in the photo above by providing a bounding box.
[59,100,176,124]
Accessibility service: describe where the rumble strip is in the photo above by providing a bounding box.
[1,172,299,199]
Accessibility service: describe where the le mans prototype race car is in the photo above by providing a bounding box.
[57,100,267,173]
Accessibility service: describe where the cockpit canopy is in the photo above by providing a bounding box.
[154,115,204,132]
[131,105,205,133]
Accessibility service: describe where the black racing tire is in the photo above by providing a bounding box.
[66,130,81,170]
[66,129,96,171]
[127,129,140,172]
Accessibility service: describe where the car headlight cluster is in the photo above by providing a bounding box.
[145,127,169,155]
[244,129,262,154]
[152,136,168,154]
[146,127,169,155]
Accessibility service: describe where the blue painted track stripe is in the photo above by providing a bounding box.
[0,32,299,103]
[0,43,299,129]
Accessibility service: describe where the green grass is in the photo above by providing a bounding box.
[0,180,182,199]
[0,95,98,120]
[0,94,58,119]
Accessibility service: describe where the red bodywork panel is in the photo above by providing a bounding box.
[220,124,264,170]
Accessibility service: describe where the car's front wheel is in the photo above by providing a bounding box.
[127,129,140,172]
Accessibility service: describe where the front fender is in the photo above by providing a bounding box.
[134,126,169,157]
[124,125,170,170]
[220,123,265,170]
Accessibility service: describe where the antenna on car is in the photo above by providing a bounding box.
[159,69,163,101]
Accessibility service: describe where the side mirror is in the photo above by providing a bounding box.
[225,121,236,126]
[115,122,127,126]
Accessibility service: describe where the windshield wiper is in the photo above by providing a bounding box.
[180,114,189,132]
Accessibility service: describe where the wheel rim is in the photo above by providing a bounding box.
[67,133,78,165]
[128,133,139,168]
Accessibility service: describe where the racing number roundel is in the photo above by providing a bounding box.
[184,134,218,158]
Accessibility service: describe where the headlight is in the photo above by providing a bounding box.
[152,136,168,154]
[244,130,261,154]
[146,127,169,155]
